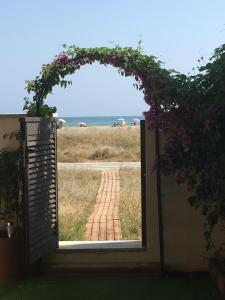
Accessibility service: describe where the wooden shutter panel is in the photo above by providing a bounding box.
[20,117,58,265]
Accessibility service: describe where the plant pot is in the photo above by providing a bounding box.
[209,258,225,298]
[0,236,23,283]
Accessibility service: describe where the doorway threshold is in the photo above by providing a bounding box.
[59,240,142,250]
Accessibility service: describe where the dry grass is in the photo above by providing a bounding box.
[58,169,101,241]
[119,168,142,240]
[57,126,140,162]
[58,167,141,242]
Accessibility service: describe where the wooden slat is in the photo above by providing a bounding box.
[29,203,57,216]
[29,203,56,214]
[29,184,56,196]
[28,204,57,217]
[29,217,56,228]
[29,224,57,238]
[28,201,56,211]
[29,175,56,187]
[29,166,55,174]
[29,179,56,191]
[28,198,56,210]
[29,220,57,233]
[27,133,55,142]
[28,207,56,218]
[28,159,55,170]
[29,164,55,175]
[29,190,56,201]
[28,139,55,147]
[28,170,55,179]
[28,170,55,180]
[25,120,55,136]
[28,144,55,153]
[29,216,57,230]
[28,155,55,164]
[29,216,56,228]
[28,190,56,203]
[29,211,57,222]
[28,223,57,236]
[29,218,57,236]
[29,183,56,194]
[28,150,55,158]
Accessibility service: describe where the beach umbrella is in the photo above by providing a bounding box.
[78,122,87,127]
[131,118,140,123]
[58,118,66,123]
[117,118,125,121]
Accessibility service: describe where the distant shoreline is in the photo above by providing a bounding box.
[57,115,144,127]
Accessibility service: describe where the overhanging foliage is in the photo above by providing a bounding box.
[24,44,173,116]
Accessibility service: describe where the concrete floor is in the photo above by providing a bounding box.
[58,240,143,250]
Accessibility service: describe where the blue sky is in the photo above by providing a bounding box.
[0,0,224,116]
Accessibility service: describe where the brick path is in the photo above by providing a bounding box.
[85,169,122,241]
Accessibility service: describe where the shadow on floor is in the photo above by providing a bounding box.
[0,273,223,300]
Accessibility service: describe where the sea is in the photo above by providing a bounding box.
[59,115,144,127]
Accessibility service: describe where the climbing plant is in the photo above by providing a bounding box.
[24,44,173,117]
[24,43,225,255]
[147,44,225,254]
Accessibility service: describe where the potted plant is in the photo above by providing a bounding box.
[0,147,23,283]
[208,242,225,297]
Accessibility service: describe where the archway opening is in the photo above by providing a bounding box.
[52,63,146,249]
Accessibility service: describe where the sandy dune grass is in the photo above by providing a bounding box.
[119,168,142,240]
[57,126,140,162]
[58,169,101,241]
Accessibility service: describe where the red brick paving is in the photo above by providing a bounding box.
[85,170,122,241]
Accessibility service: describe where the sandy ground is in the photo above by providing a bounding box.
[58,125,140,130]
[58,161,141,170]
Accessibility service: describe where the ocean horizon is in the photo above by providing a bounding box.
[59,115,144,127]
